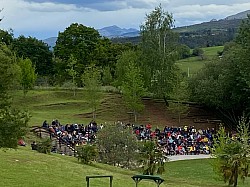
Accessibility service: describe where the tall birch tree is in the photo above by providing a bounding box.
[140,5,179,106]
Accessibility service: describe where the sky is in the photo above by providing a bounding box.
[1,0,250,40]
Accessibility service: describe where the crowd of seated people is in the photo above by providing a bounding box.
[42,119,99,148]
[42,119,215,156]
[131,124,214,156]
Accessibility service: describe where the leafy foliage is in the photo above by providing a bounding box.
[0,44,20,108]
[18,58,37,96]
[212,118,250,187]
[97,123,139,169]
[101,66,113,86]
[66,55,77,96]
[118,50,146,122]
[169,75,189,124]
[140,4,179,104]
[36,138,52,154]
[0,29,14,46]
[77,144,98,164]
[139,141,166,175]
[192,47,205,60]
[0,44,30,149]
[82,65,103,119]
[189,16,250,128]
[54,23,101,85]
[177,44,191,59]
[0,108,29,149]
[12,35,53,76]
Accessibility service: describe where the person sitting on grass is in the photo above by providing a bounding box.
[31,141,37,150]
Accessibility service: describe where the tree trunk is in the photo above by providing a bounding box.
[163,95,169,107]
[134,110,137,122]
[233,165,238,187]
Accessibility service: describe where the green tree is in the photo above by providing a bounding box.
[0,41,30,149]
[192,47,205,60]
[18,58,37,96]
[119,50,146,122]
[36,138,52,154]
[12,36,53,76]
[0,29,14,46]
[177,44,191,59]
[0,108,30,149]
[235,15,250,96]
[189,16,250,128]
[97,123,139,168]
[54,23,100,63]
[54,23,101,85]
[66,54,77,96]
[0,44,20,108]
[77,144,98,164]
[169,75,189,124]
[82,65,103,120]
[212,117,250,187]
[140,5,179,105]
[139,141,166,175]
[102,66,113,86]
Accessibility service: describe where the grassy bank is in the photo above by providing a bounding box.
[11,89,128,126]
[1,147,249,187]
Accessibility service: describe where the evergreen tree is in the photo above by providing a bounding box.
[0,44,29,149]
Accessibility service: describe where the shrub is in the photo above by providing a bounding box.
[36,138,52,154]
[77,144,98,164]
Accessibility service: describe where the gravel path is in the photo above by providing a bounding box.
[168,154,211,162]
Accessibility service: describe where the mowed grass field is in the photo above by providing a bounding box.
[1,147,250,187]
[176,46,224,76]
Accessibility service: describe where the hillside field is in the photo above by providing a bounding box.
[1,147,250,187]
[11,89,219,130]
[176,46,224,76]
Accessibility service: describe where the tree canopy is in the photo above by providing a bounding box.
[18,58,37,96]
[0,44,20,108]
[189,16,250,128]
[118,50,146,122]
[0,44,29,148]
[12,36,53,76]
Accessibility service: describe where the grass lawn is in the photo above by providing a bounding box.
[11,89,126,126]
[176,46,224,77]
[1,147,250,187]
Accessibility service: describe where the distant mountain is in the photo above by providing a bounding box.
[43,10,250,49]
[42,25,139,49]
[174,18,242,33]
[42,37,57,50]
[98,25,139,38]
[225,10,250,20]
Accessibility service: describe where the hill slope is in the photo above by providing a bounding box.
[2,148,249,187]
[12,89,220,130]
[225,9,250,20]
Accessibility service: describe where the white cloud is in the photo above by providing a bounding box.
[0,0,250,39]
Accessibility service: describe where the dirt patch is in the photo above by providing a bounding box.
[77,93,220,130]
